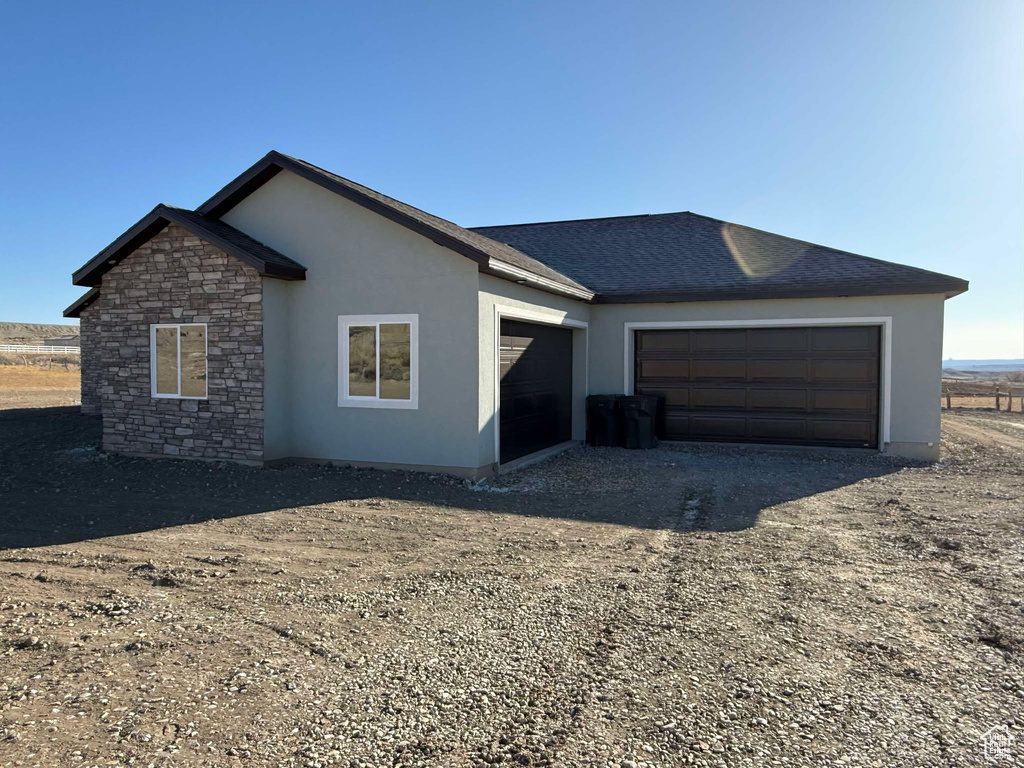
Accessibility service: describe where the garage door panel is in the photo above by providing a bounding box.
[811,389,876,413]
[811,358,877,382]
[504,389,557,418]
[691,415,747,438]
[811,419,874,443]
[638,359,690,380]
[749,359,808,381]
[691,388,746,408]
[638,330,690,351]
[749,418,807,440]
[749,328,808,351]
[750,389,808,410]
[663,412,692,437]
[811,326,876,351]
[635,326,879,449]
[693,359,747,380]
[638,386,689,407]
[500,320,572,463]
[503,335,535,350]
[692,329,747,351]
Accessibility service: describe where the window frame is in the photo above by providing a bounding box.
[337,314,419,410]
[149,323,209,400]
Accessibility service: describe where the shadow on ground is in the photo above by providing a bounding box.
[0,407,908,549]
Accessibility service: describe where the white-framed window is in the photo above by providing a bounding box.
[150,323,208,399]
[338,314,418,409]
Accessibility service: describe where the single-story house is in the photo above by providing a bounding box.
[65,151,968,475]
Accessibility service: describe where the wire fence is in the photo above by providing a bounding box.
[942,390,1023,412]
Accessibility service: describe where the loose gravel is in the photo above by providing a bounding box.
[1,405,1022,767]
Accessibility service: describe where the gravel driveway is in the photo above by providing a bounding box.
[1,405,1022,767]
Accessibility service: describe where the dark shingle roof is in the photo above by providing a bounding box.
[73,204,306,287]
[197,152,593,298]
[470,211,968,302]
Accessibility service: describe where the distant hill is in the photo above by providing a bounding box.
[0,322,80,344]
[943,359,1024,372]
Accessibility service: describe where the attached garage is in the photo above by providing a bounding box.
[499,319,573,463]
[633,325,881,448]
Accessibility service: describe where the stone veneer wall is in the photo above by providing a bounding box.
[78,304,102,415]
[92,223,264,463]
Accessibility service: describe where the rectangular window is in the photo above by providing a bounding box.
[338,314,418,409]
[150,324,208,399]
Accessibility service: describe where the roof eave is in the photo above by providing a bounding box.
[259,260,307,280]
[485,258,595,300]
[73,205,167,286]
[594,280,970,304]
[63,286,101,318]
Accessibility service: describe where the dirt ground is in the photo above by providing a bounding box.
[1,395,1022,768]
[0,366,80,410]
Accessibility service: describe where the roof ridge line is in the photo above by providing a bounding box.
[471,211,691,230]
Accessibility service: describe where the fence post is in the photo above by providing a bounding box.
[996,389,1001,411]
[946,391,951,410]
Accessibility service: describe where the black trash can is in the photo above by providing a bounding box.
[620,395,658,449]
[586,395,620,446]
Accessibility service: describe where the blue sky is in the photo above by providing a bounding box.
[1,0,1020,358]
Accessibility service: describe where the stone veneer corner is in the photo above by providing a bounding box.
[88,223,265,463]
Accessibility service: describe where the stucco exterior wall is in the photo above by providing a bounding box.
[476,274,591,468]
[91,224,265,463]
[588,293,947,460]
[262,278,292,460]
[222,170,484,473]
[78,304,101,415]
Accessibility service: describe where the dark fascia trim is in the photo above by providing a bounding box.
[198,151,495,269]
[593,279,970,304]
[63,286,101,318]
[198,157,284,219]
[197,152,594,300]
[72,204,306,287]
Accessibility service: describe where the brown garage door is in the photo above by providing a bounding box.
[500,320,573,463]
[634,326,880,448]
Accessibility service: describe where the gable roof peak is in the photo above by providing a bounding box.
[72,204,306,287]
[196,151,594,300]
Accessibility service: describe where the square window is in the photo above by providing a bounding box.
[150,324,208,399]
[338,315,418,409]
